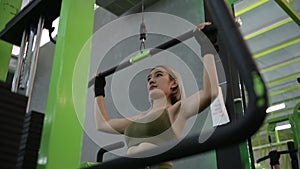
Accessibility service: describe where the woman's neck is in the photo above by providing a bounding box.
[151,97,172,111]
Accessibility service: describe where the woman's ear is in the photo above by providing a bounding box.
[170,80,178,91]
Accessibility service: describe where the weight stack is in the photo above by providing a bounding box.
[16,111,44,169]
[0,82,28,169]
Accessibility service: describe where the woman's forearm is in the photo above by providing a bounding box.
[94,96,111,132]
[202,54,219,100]
[94,96,132,134]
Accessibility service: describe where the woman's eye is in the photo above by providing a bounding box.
[156,73,162,77]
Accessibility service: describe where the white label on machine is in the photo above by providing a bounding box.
[210,86,230,126]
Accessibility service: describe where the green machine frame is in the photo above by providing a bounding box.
[37,0,95,168]
[267,114,296,149]
[289,103,300,149]
[0,0,96,168]
[0,0,22,81]
[264,103,300,167]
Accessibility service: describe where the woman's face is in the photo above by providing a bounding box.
[147,67,175,99]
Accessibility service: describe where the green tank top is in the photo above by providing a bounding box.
[124,109,177,148]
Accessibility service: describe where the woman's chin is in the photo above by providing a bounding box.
[149,89,166,100]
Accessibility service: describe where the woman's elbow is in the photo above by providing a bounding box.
[95,122,109,132]
[96,123,104,132]
[95,121,120,134]
[205,89,218,104]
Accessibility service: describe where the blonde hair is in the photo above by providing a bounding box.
[152,65,186,105]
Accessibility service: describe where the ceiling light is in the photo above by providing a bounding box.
[275,124,291,131]
[266,103,286,113]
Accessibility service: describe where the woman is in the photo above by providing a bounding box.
[94,22,219,169]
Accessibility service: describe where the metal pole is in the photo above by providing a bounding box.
[253,139,294,151]
[88,29,199,88]
[25,16,44,113]
[11,30,28,93]
[19,25,35,90]
[25,16,44,96]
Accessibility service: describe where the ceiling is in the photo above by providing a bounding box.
[234,0,300,147]
[95,0,300,147]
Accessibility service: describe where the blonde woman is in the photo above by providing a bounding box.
[94,22,219,169]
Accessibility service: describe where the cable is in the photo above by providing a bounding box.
[139,0,147,52]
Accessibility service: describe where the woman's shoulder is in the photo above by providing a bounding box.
[167,101,182,121]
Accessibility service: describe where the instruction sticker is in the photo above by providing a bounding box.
[210,86,230,126]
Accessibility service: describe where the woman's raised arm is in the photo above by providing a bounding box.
[94,96,132,134]
[94,75,132,134]
[177,23,219,119]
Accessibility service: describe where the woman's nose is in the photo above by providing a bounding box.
[148,77,155,85]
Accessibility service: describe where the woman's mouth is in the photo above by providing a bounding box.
[149,86,157,90]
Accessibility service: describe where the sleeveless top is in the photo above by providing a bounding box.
[124,109,177,148]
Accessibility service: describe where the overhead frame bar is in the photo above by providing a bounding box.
[262,56,300,73]
[272,96,300,106]
[234,0,269,16]
[275,0,300,27]
[88,28,209,88]
[270,85,300,97]
[253,37,300,59]
[244,17,293,40]
[85,0,268,168]
[268,72,300,86]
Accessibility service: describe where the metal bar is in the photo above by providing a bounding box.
[270,85,300,97]
[149,30,194,55]
[88,26,219,88]
[11,30,28,92]
[25,16,44,96]
[85,0,268,168]
[272,96,300,105]
[254,38,300,59]
[268,72,300,87]
[235,0,269,16]
[25,16,44,113]
[275,0,300,27]
[253,139,293,151]
[88,51,149,88]
[268,114,290,124]
[244,17,292,40]
[261,56,300,73]
[19,25,35,89]
[88,29,196,88]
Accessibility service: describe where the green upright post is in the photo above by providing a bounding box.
[290,103,300,148]
[275,130,280,143]
[227,0,255,169]
[37,0,95,168]
[289,102,300,168]
[235,99,255,169]
[0,0,22,81]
